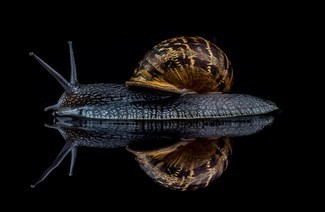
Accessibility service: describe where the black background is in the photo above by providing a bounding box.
[16,4,317,208]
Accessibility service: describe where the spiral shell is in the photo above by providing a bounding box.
[128,137,232,191]
[126,36,233,94]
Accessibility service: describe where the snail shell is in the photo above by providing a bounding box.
[126,36,233,94]
[128,137,232,191]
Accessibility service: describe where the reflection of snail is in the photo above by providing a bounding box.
[128,137,232,191]
[30,37,277,120]
[31,116,274,188]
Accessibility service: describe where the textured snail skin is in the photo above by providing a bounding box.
[31,116,274,187]
[55,84,277,120]
[53,115,275,141]
[30,38,278,120]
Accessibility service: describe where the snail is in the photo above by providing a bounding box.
[31,116,274,188]
[30,36,278,120]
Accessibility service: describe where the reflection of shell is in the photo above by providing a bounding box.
[126,36,233,94]
[128,137,232,191]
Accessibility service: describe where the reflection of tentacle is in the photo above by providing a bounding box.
[69,147,77,176]
[31,142,74,188]
[128,137,232,191]
[32,115,274,188]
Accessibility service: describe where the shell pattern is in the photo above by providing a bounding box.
[126,36,233,94]
[128,137,232,191]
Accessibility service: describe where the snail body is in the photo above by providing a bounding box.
[30,37,277,120]
[31,116,274,187]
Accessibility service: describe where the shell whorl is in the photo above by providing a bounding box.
[128,137,232,191]
[126,36,233,94]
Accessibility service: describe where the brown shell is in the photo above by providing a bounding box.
[126,36,233,94]
[128,137,232,191]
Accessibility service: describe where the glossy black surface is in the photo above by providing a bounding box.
[20,29,306,206]
[30,116,275,189]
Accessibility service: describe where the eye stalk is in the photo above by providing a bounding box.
[68,41,78,85]
[29,41,79,93]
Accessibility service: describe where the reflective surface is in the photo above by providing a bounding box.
[19,18,311,209]
[21,31,299,196]
[30,116,274,191]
